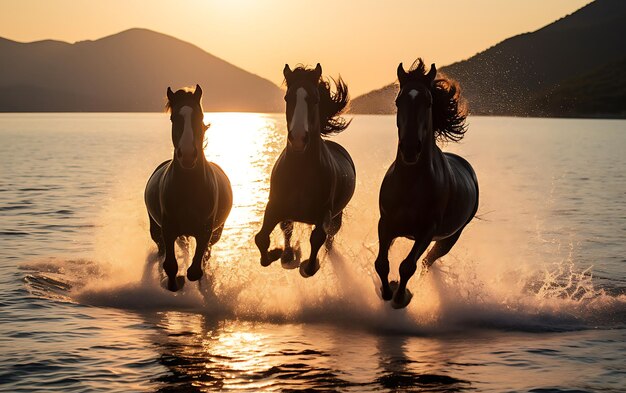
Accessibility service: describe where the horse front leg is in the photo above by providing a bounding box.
[280,220,300,269]
[187,230,210,282]
[392,231,433,309]
[422,228,464,270]
[324,211,343,251]
[255,204,282,267]
[148,214,165,257]
[375,218,395,301]
[162,226,181,292]
[299,222,326,278]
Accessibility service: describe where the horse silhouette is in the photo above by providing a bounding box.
[374,60,479,308]
[145,85,232,292]
[255,64,356,277]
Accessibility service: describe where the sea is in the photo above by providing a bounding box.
[1,113,624,392]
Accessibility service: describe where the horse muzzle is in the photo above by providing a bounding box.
[288,131,309,152]
[400,153,418,165]
[399,142,420,165]
[176,146,198,169]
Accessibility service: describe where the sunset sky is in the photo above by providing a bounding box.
[1,0,591,96]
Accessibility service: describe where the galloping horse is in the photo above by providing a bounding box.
[145,85,232,292]
[255,64,356,278]
[375,60,479,309]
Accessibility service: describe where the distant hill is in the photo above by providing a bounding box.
[350,0,626,118]
[528,56,626,118]
[0,28,284,112]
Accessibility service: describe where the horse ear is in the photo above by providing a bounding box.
[314,63,322,80]
[397,63,408,85]
[283,64,292,81]
[167,87,175,102]
[427,63,437,85]
[194,84,202,100]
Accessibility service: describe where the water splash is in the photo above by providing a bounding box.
[18,113,626,335]
[22,225,626,335]
[20,155,626,331]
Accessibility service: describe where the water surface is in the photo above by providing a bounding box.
[1,113,625,392]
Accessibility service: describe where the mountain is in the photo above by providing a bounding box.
[0,28,284,112]
[350,0,626,118]
[528,56,626,118]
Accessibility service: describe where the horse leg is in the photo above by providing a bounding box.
[422,228,464,270]
[374,219,394,301]
[280,220,299,268]
[299,223,326,278]
[149,214,165,257]
[392,234,433,309]
[255,206,281,267]
[187,232,210,282]
[324,211,342,251]
[209,224,224,246]
[162,227,181,292]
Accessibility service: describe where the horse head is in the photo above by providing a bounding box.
[166,84,209,169]
[395,61,437,165]
[283,63,323,153]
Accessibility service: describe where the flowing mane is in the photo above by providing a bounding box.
[286,66,351,136]
[406,59,468,143]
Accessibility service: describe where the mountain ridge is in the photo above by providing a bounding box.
[0,28,284,112]
[350,0,626,118]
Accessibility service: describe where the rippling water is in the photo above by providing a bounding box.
[1,113,625,392]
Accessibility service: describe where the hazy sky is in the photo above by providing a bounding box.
[1,0,591,96]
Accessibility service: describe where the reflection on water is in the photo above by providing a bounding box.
[149,312,472,392]
[2,113,626,392]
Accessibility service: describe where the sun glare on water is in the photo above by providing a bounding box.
[202,113,284,252]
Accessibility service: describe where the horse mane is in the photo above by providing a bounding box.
[164,87,203,113]
[407,59,468,143]
[286,66,351,136]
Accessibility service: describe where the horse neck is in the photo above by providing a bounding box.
[170,152,207,181]
[308,126,324,157]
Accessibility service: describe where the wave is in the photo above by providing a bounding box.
[21,243,626,336]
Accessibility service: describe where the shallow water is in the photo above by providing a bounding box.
[1,113,625,392]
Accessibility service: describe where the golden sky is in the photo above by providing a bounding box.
[1,0,591,96]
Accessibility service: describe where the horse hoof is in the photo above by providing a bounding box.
[281,247,301,270]
[266,248,283,264]
[391,287,413,309]
[187,267,203,282]
[260,249,280,267]
[380,286,393,301]
[162,275,186,292]
[299,258,320,278]
[281,247,294,262]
